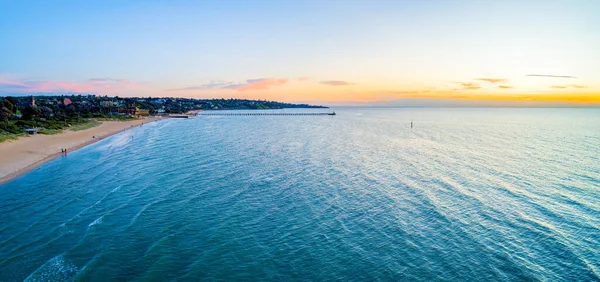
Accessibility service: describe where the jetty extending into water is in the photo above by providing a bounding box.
[198,112,336,116]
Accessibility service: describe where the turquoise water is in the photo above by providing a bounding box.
[1,108,599,281]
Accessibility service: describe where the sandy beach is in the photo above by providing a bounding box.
[0,117,163,184]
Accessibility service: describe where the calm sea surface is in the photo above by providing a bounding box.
[1,108,599,281]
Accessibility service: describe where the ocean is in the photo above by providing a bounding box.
[1,108,599,281]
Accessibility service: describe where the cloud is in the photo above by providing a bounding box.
[166,86,208,91]
[498,85,513,89]
[167,78,288,92]
[89,78,123,82]
[320,80,351,86]
[167,80,239,91]
[455,82,481,90]
[234,78,287,91]
[550,84,587,89]
[0,75,30,88]
[34,78,140,93]
[476,78,508,84]
[297,77,309,81]
[527,74,576,79]
[0,75,140,94]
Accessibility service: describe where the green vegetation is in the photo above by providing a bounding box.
[37,128,63,135]
[96,115,135,121]
[70,120,101,131]
[0,132,24,143]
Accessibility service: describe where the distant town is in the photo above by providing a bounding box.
[0,95,327,139]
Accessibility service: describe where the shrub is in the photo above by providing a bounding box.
[0,122,20,134]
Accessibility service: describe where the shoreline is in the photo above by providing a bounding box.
[0,117,164,185]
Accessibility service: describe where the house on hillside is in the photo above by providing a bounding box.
[19,96,36,107]
[118,105,149,117]
[135,108,149,116]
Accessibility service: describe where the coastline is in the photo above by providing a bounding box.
[0,117,164,185]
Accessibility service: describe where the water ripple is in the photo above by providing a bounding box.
[1,108,599,281]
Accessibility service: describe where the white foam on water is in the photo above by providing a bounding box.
[56,223,74,236]
[93,130,133,153]
[57,185,121,232]
[85,185,120,211]
[24,254,79,282]
[88,215,103,227]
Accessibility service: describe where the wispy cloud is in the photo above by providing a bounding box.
[0,74,30,88]
[167,78,288,92]
[88,78,136,84]
[527,74,576,79]
[550,84,587,89]
[498,85,513,89]
[235,78,287,91]
[320,80,351,86]
[455,82,481,90]
[475,78,508,84]
[297,77,309,81]
[167,80,238,91]
[0,75,140,94]
[167,86,209,91]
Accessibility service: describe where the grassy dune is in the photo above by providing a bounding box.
[0,132,24,143]
[70,120,101,131]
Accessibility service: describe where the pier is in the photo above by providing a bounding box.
[198,112,336,116]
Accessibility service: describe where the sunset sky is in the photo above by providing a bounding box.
[1,0,599,105]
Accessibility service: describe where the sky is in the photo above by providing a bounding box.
[0,0,599,106]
